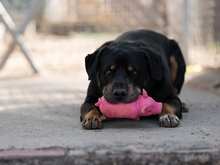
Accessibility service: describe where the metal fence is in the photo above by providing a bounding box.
[1,0,220,68]
[188,0,220,67]
[36,0,167,35]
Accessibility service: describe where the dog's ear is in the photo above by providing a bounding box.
[85,41,112,80]
[142,48,163,81]
[85,47,106,80]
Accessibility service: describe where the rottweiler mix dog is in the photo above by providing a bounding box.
[80,29,187,129]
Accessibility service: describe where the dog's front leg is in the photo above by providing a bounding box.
[159,96,182,127]
[81,102,102,129]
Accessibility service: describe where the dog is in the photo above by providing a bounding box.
[80,29,187,129]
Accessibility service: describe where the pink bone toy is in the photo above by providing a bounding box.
[95,89,162,121]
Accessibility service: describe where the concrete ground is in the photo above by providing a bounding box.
[0,68,220,164]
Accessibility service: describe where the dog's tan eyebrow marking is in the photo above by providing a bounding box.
[128,66,133,71]
[110,65,116,70]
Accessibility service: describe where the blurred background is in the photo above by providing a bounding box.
[0,0,220,79]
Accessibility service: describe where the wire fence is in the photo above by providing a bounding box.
[188,0,220,68]
[36,0,166,35]
[1,0,220,68]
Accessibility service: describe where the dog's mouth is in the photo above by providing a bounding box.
[102,85,141,104]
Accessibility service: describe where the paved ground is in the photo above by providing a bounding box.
[0,68,220,164]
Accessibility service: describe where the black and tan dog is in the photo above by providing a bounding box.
[80,29,187,129]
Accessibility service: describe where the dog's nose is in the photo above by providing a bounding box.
[113,89,128,100]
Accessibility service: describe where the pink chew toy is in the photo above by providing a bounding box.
[95,89,162,121]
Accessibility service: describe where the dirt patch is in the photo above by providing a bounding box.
[185,67,220,96]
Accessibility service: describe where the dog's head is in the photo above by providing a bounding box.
[85,41,162,103]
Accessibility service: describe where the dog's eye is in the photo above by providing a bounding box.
[106,71,112,76]
[132,70,137,75]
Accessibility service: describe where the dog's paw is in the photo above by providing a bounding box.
[159,114,180,127]
[81,115,102,129]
